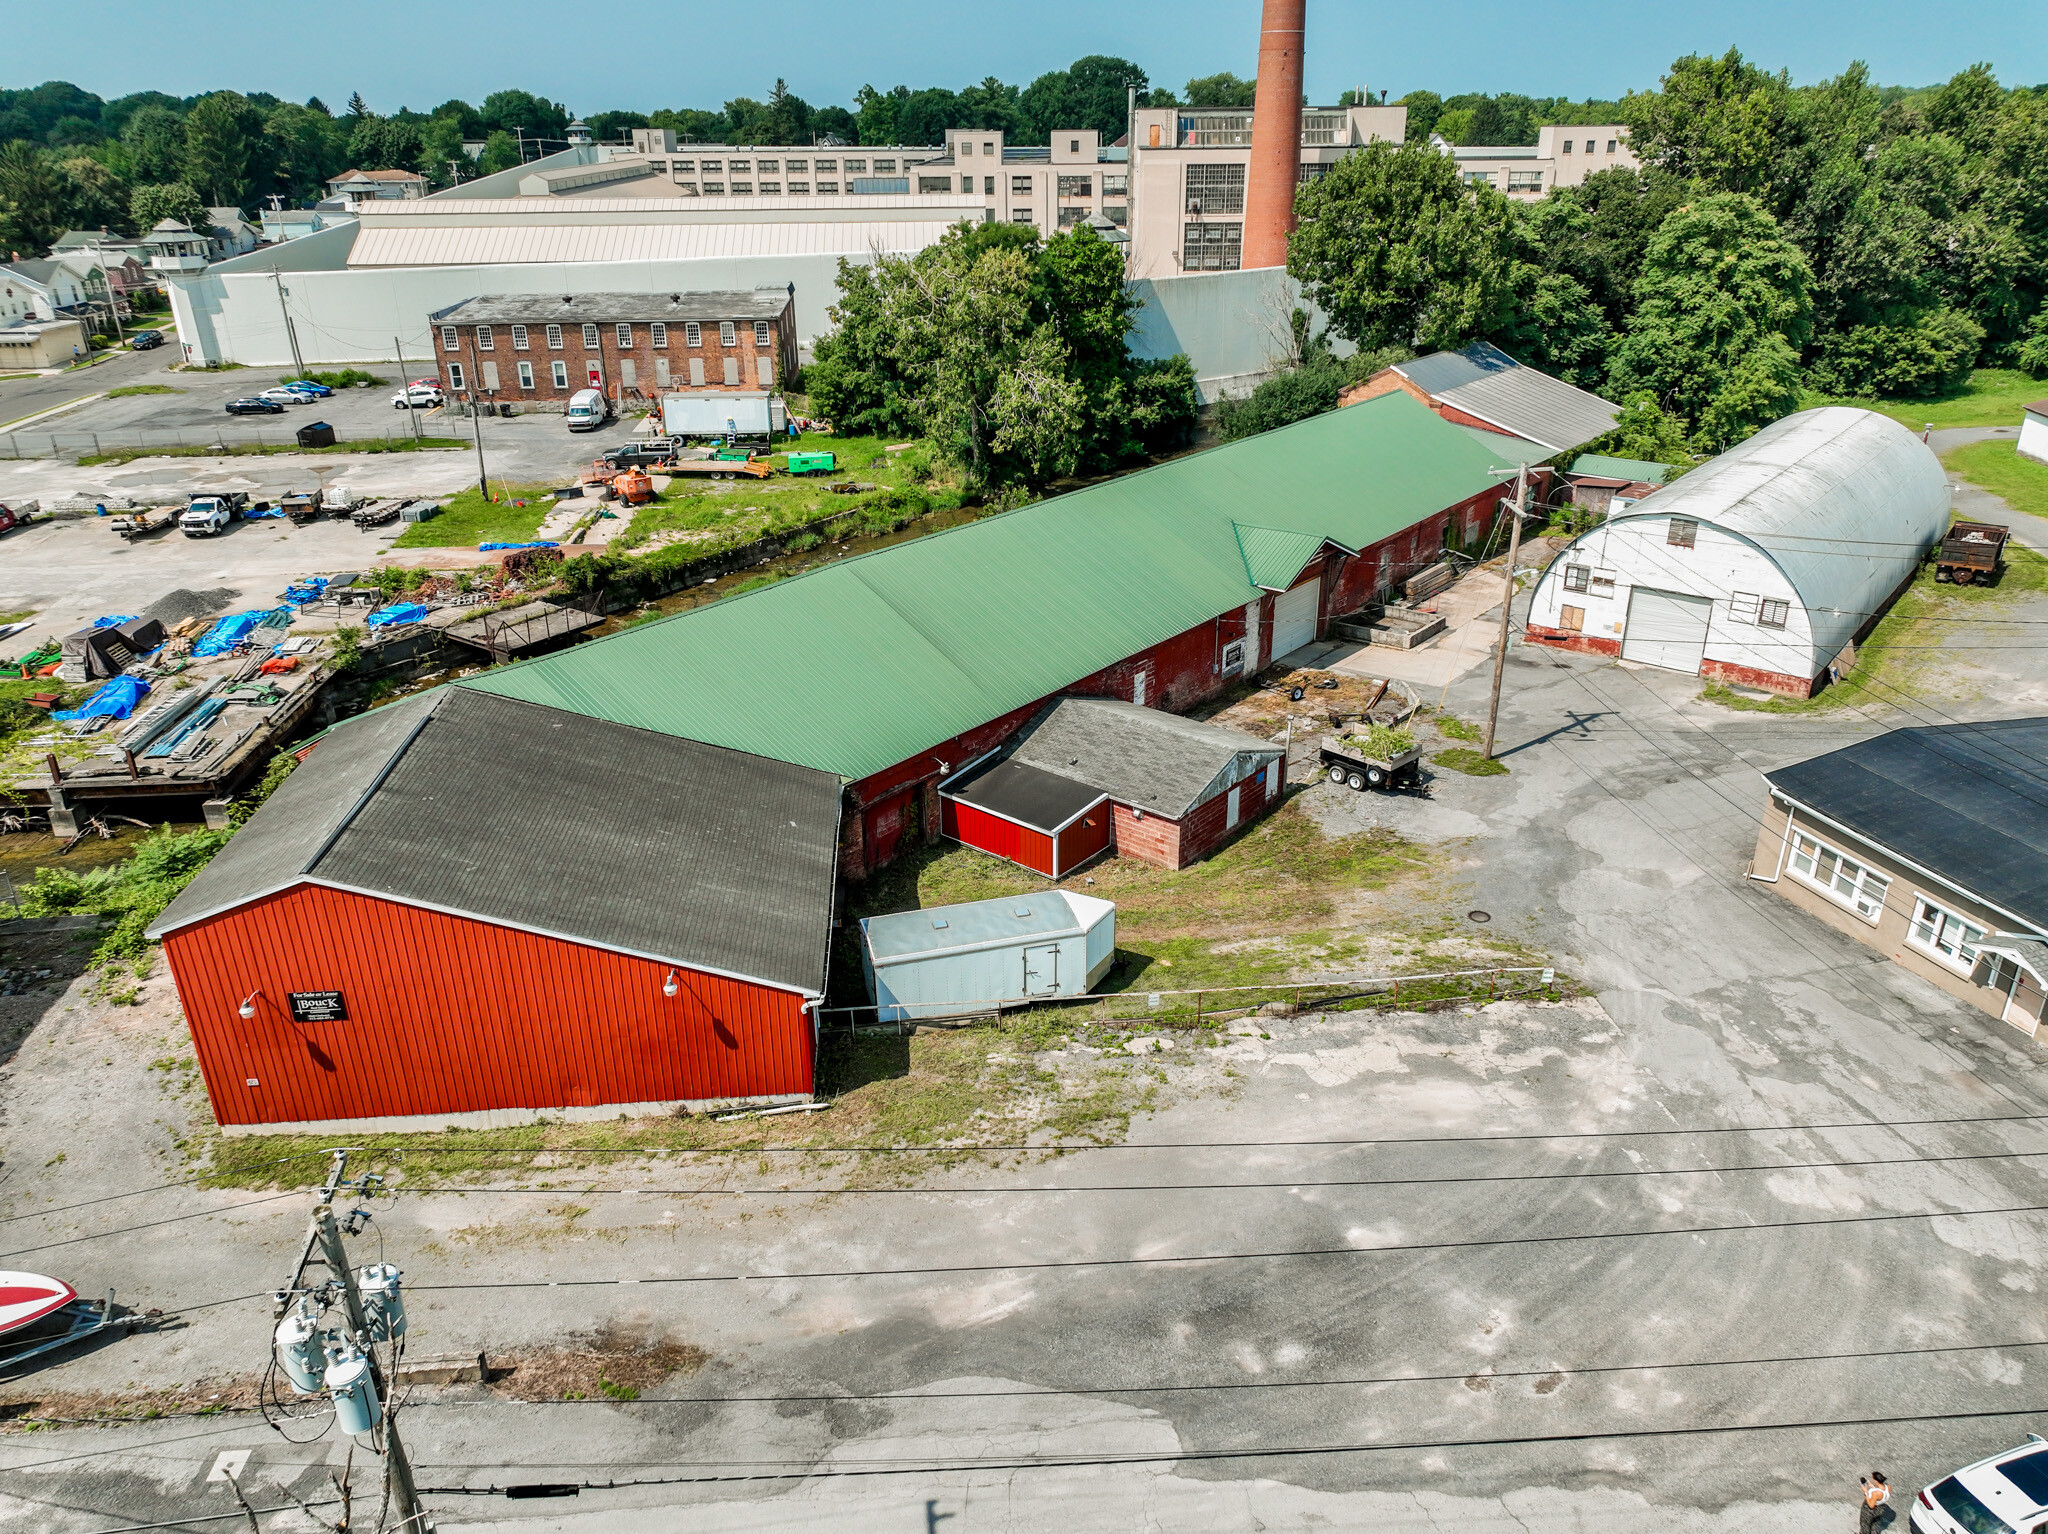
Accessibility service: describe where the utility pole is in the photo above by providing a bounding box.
[393,335,422,442]
[272,1150,428,1533]
[272,272,306,380]
[1482,461,1529,762]
[465,331,490,500]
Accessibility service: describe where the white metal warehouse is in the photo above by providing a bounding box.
[1525,407,1948,696]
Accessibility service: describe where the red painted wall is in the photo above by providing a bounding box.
[1055,805,1113,874]
[1701,657,1816,698]
[162,883,814,1128]
[941,798,1056,876]
[1525,626,1622,658]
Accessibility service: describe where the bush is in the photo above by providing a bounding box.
[10,826,233,963]
[1809,308,1986,398]
[1215,358,1346,442]
[327,626,364,673]
[285,368,388,388]
[2019,309,2048,380]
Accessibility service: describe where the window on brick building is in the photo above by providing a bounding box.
[582,324,599,348]
[510,324,528,350]
[685,322,702,347]
[517,360,533,389]
[447,362,465,389]
[1184,163,1245,214]
[551,360,568,387]
[546,324,562,349]
[720,320,736,346]
[1012,175,1032,194]
[650,322,667,348]
[753,320,770,347]
[440,325,458,350]
[475,325,493,350]
[616,323,632,347]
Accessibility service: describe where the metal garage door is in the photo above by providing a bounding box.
[1271,581,1320,660]
[1621,587,1714,674]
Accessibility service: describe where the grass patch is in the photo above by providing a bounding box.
[77,437,465,467]
[390,482,552,548]
[1945,439,2048,521]
[105,384,182,398]
[0,827,231,964]
[1805,368,2045,431]
[1431,747,1508,776]
[1701,539,2048,714]
[1431,713,1484,744]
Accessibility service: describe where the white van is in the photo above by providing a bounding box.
[565,390,612,432]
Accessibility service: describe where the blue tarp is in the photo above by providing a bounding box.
[91,614,138,629]
[54,674,149,721]
[478,541,559,551]
[192,607,290,657]
[245,506,287,519]
[283,577,330,605]
[365,602,428,628]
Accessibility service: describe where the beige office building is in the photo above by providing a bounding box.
[1439,124,1637,200]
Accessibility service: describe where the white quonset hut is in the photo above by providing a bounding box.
[1526,408,1948,696]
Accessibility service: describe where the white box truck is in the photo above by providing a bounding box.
[660,392,786,443]
[565,389,613,432]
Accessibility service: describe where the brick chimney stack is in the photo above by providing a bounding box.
[1241,0,1306,270]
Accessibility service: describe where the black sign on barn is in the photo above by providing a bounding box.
[288,991,348,1023]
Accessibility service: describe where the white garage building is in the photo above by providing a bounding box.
[1526,407,1948,697]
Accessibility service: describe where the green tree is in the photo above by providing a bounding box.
[263,101,344,202]
[1397,90,1443,141]
[812,105,858,143]
[429,99,485,139]
[1809,308,1985,397]
[1581,391,1697,475]
[474,130,522,175]
[1487,267,1611,388]
[1608,192,1814,448]
[1017,55,1149,144]
[584,109,649,145]
[120,104,188,183]
[0,141,68,251]
[895,88,965,146]
[1288,140,1521,352]
[347,115,421,172]
[345,92,371,122]
[418,114,468,185]
[957,77,1022,135]
[1620,48,1794,196]
[853,85,905,145]
[55,155,128,232]
[1185,73,1256,109]
[647,108,726,144]
[182,90,264,207]
[480,89,569,144]
[130,180,206,231]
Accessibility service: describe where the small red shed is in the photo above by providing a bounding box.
[148,688,843,1134]
[940,698,1285,874]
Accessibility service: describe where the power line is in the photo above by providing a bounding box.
[0,1151,340,1227]
[400,1197,2048,1293]
[0,1190,305,1263]
[407,1401,2048,1490]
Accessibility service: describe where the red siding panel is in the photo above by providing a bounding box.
[942,798,1056,876]
[1054,806,1113,875]
[162,883,813,1128]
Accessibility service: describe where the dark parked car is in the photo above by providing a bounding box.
[225,397,286,416]
[128,330,164,350]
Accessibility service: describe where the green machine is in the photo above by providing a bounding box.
[786,451,837,476]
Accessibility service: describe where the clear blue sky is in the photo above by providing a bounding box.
[8,0,2044,111]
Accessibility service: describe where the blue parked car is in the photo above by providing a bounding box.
[282,379,333,397]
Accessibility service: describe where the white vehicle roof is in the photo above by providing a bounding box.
[1951,1441,2048,1526]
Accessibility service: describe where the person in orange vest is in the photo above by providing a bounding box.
[1859,1472,1892,1532]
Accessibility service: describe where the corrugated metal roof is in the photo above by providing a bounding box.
[431,291,791,324]
[348,222,955,267]
[1605,407,1947,659]
[150,690,842,993]
[1233,522,1331,590]
[1571,453,1672,485]
[459,391,1504,783]
[1764,718,2048,931]
[1008,698,1281,819]
[355,195,982,216]
[1398,342,1619,455]
[1452,422,1548,460]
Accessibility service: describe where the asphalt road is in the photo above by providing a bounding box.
[9,607,2048,1531]
[0,343,173,431]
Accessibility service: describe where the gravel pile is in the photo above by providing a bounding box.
[141,587,242,628]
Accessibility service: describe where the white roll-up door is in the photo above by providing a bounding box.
[1271,580,1320,660]
[1621,587,1714,674]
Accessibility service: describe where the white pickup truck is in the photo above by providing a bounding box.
[180,492,252,537]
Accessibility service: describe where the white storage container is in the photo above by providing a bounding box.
[861,891,1116,1023]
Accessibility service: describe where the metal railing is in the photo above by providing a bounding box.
[822,965,1560,1034]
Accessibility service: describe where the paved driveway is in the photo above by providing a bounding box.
[4,620,2047,1532]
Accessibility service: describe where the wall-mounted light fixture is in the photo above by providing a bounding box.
[238,989,262,1020]
[662,970,679,998]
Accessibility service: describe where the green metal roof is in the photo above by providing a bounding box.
[1233,522,1334,591]
[1570,453,1672,485]
[460,392,1506,783]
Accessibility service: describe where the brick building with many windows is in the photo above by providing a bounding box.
[425,290,798,408]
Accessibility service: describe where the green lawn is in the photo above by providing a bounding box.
[391,482,551,548]
[617,433,922,550]
[1944,439,2048,522]
[1805,368,2046,431]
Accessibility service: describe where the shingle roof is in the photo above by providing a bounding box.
[1007,698,1282,819]
[148,689,842,993]
[1395,342,1619,455]
[1764,717,2048,932]
[430,291,791,325]
[945,756,1104,833]
[459,390,1507,783]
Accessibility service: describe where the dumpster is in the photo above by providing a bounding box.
[296,421,337,449]
[860,891,1116,1023]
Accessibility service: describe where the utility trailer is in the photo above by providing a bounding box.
[1319,733,1424,792]
[108,508,175,542]
[351,498,403,530]
[1935,520,2008,586]
[280,489,324,525]
[666,458,774,481]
